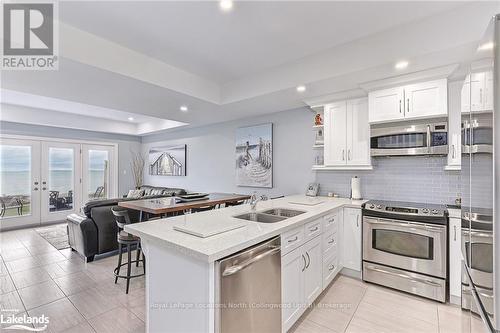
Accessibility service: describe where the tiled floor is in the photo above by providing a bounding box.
[0,224,489,333]
[291,275,489,333]
[0,225,145,333]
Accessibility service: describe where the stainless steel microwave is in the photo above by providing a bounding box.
[370,121,448,156]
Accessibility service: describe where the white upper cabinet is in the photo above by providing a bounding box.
[369,79,448,123]
[404,79,448,119]
[346,99,370,166]
[461,71,493,113]
[368,87,404,123]
[324,101,347,166]
[446,81,462,170]
[323,98,371,168]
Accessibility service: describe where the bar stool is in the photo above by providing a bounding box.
[111,207,145,294]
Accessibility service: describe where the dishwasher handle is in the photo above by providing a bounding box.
[222,246,280,277]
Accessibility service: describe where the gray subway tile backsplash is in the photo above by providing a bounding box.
[315,156,461,205]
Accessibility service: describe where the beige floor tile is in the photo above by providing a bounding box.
[306,304,353,333]
[438,303,489,333]
[53,271,97,296]
[18,279,66,310]
[11,267,52,289]
[0,275,16,294]
[88,307,144,333]
[62,322,96,333]
[291,319,336,333]
[82,264,115,283]
[35,251,68,265]
[25,243,59,255]
[1,247,31,262]
[6,256,42,273]
[116,288,146,322]
[114,275,145,293]
[438,303,472,333]
[29,298,86,333]
[351,301,438,333]
[56,259,87,275]
[0,291,25,313]
[316,277,366,316]
[0,260,8,276]
[68,287,119,319]
[361,285,439,325]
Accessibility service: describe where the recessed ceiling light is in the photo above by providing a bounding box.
[127,117,134,121]
[180,105,188,112]
[219,0,233,11]
[395,61,409,70]
[478,42,494,51]
[296,85,306,93]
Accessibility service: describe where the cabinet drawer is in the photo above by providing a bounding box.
[323,211,340,232]
[323,255,340,290]
[304,220,322,242]
[322,230,338,256]
[281,227,304,256]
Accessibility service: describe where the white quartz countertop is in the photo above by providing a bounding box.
[125,195,366,262]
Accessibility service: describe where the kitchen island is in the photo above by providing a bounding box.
[125,195,365,333]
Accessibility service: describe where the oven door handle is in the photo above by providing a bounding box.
[365,265,442,287]
[365,218,444,233]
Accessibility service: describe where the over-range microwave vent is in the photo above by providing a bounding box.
[370,120,448,157]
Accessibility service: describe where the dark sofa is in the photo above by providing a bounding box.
[67,185,186,262]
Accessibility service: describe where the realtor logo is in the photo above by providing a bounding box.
[1,2,58,70]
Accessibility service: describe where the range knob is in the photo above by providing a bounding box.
[376,205,382,209]
[422,208,429,214]
[431,209,439,215]
[369,204,375,209]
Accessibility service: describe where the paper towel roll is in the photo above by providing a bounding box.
[351,176,362,200]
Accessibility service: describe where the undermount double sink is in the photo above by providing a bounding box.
[234,208,306,223]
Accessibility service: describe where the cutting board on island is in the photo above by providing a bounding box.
[173,215,247,238]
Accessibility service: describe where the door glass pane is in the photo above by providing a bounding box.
[88,150,109,201]
[373,229,434,259]
[371,133,426,149]
[48,148,74,212]
[0,145,32,218]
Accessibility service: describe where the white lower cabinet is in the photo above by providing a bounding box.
[342,208,362,272]
[282,246,306,331]
[303,236,323,304]
[281,208,347,332]
[449,215,462,303]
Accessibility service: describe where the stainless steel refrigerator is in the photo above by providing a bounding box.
[461,14,500,333]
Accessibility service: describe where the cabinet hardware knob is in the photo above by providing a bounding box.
[301,254,306,272]
[305,252,310,269]
[328,239,335,244]
[329,264,335,271]
[310,226,319,232]
[288,236,298,243]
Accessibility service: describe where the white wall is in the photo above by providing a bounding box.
[142,108,316,197]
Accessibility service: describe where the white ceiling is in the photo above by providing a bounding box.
[1,1,499,135]
[58,1,465,83]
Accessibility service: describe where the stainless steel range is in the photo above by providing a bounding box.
[362,200,448,302]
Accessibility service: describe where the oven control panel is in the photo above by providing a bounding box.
[363,200,447,218]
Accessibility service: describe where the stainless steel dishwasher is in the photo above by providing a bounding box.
[215,236,281,333]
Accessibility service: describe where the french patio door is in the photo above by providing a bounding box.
[40,142,81,223]
[81,144,116,202]
[0,138,41,229]
[1,138,117,230]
